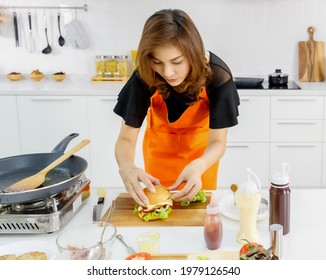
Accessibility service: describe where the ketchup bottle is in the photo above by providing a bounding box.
[204,203,223,250]
[269,163,291,235]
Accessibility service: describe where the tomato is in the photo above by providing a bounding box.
[125,252,152,260]
[239,239,264,255]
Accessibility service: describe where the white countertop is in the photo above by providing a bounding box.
[2,75,326,96]
[0,187,325,260]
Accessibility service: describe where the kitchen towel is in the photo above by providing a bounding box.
[64,19,89,50]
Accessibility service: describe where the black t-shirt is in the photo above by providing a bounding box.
[113,51,240,129]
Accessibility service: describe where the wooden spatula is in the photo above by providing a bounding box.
[4,139,90,193]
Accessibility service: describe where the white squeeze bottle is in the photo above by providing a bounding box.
[235,167,261,244]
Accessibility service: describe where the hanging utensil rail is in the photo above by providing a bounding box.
[0,4,88,12]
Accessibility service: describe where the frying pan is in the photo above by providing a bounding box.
[0,133,88,205]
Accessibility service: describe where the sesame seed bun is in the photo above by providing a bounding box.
[144,185,171,205]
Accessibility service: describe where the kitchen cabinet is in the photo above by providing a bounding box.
[270,96,323,187]
[87,96,145,188]
[219,96,270,188]
[0,96,21,158]
[16,96,91,178]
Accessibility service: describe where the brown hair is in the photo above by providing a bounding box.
[137,9,212,103]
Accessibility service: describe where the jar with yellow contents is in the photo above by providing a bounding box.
[116,55,128,78]
[95,55,106,76]
[105,55,117,77]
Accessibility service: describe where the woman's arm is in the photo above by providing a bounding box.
[168,128,228,201]
[115,120,159,206]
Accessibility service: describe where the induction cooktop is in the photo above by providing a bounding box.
[234,77,301,90]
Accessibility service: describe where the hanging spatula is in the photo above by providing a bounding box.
[4,139,90,193]
[27,12,34,53]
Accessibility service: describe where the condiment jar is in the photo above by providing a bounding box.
[204,203,223,250]
[105,55,117,77]
[235,168,261,244]
[95,55,106,76]
[116,55,128,77]
[269,163,291,235]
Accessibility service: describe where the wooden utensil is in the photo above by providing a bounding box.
[4,139,90,193]
[298,26,325,82]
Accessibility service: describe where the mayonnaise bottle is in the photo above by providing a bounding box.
[235,167,261,244]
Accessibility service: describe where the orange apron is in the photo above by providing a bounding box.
[143,88,219,190]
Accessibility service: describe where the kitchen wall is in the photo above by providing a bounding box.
[1,0,326,80]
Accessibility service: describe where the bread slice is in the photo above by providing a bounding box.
[16,251,47,260]
[0,254,17,260]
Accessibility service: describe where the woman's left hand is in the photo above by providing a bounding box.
[167,159,205,202]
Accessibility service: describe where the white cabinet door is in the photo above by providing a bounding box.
[270,143,322,188]
[17,96,91,177]
[227,96,270,142]
[87,96,145,188]
[0,96,21,157]
[270,120,323,142]
[218,143,270,189]
[271,96,324,119]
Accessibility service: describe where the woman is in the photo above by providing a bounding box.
[114,9,240,206]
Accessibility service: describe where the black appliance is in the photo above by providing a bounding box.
[234,77,301,90]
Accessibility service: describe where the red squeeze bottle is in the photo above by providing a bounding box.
[204,203,223,250]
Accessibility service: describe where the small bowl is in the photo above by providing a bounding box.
[56,223,117,260]
[7,73,23,81]
[52,73,66,81]
[30,73,45,81]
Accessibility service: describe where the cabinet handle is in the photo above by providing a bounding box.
[226,144,250,148]
[240,98,250,102]
[276,144,316,148]
[30,97,72,102]
[276,98,317,102]
[276,121,317,125]
[99,97,117,101]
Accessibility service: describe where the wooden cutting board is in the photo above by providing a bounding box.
[298,26,325,82]
[101,192,211,227]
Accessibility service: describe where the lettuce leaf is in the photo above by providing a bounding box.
[181,190,206,207]
[134,204,172,222]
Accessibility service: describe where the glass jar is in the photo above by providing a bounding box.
[95,55,106,76]
[116,55,128,77]
[105,55,117,77]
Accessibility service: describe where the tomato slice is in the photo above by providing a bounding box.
[239,239,263,255]
[125,252,152,260]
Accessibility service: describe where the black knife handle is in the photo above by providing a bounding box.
[13,12,19,47]
[28,12,32,30]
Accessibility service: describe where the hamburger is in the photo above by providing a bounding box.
[134,185,173,222]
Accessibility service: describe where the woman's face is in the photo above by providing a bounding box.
[150,45,190,87]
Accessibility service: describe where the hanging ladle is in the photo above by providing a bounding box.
[57,12,65,46]
[42,13,52,54]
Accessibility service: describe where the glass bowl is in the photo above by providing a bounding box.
[56,222,117,260]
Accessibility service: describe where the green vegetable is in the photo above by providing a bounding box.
[134,204,172,222]
[196,256,210,260]
[181,190,206,206]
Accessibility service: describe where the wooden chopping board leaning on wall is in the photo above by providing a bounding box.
[298,26,325,82]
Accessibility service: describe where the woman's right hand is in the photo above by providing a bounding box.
[119,166,160,207]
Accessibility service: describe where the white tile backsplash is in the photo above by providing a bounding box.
[0,0,325,81]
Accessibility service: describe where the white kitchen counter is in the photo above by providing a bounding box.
[0,187,325,260]
[2,75,326,96]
